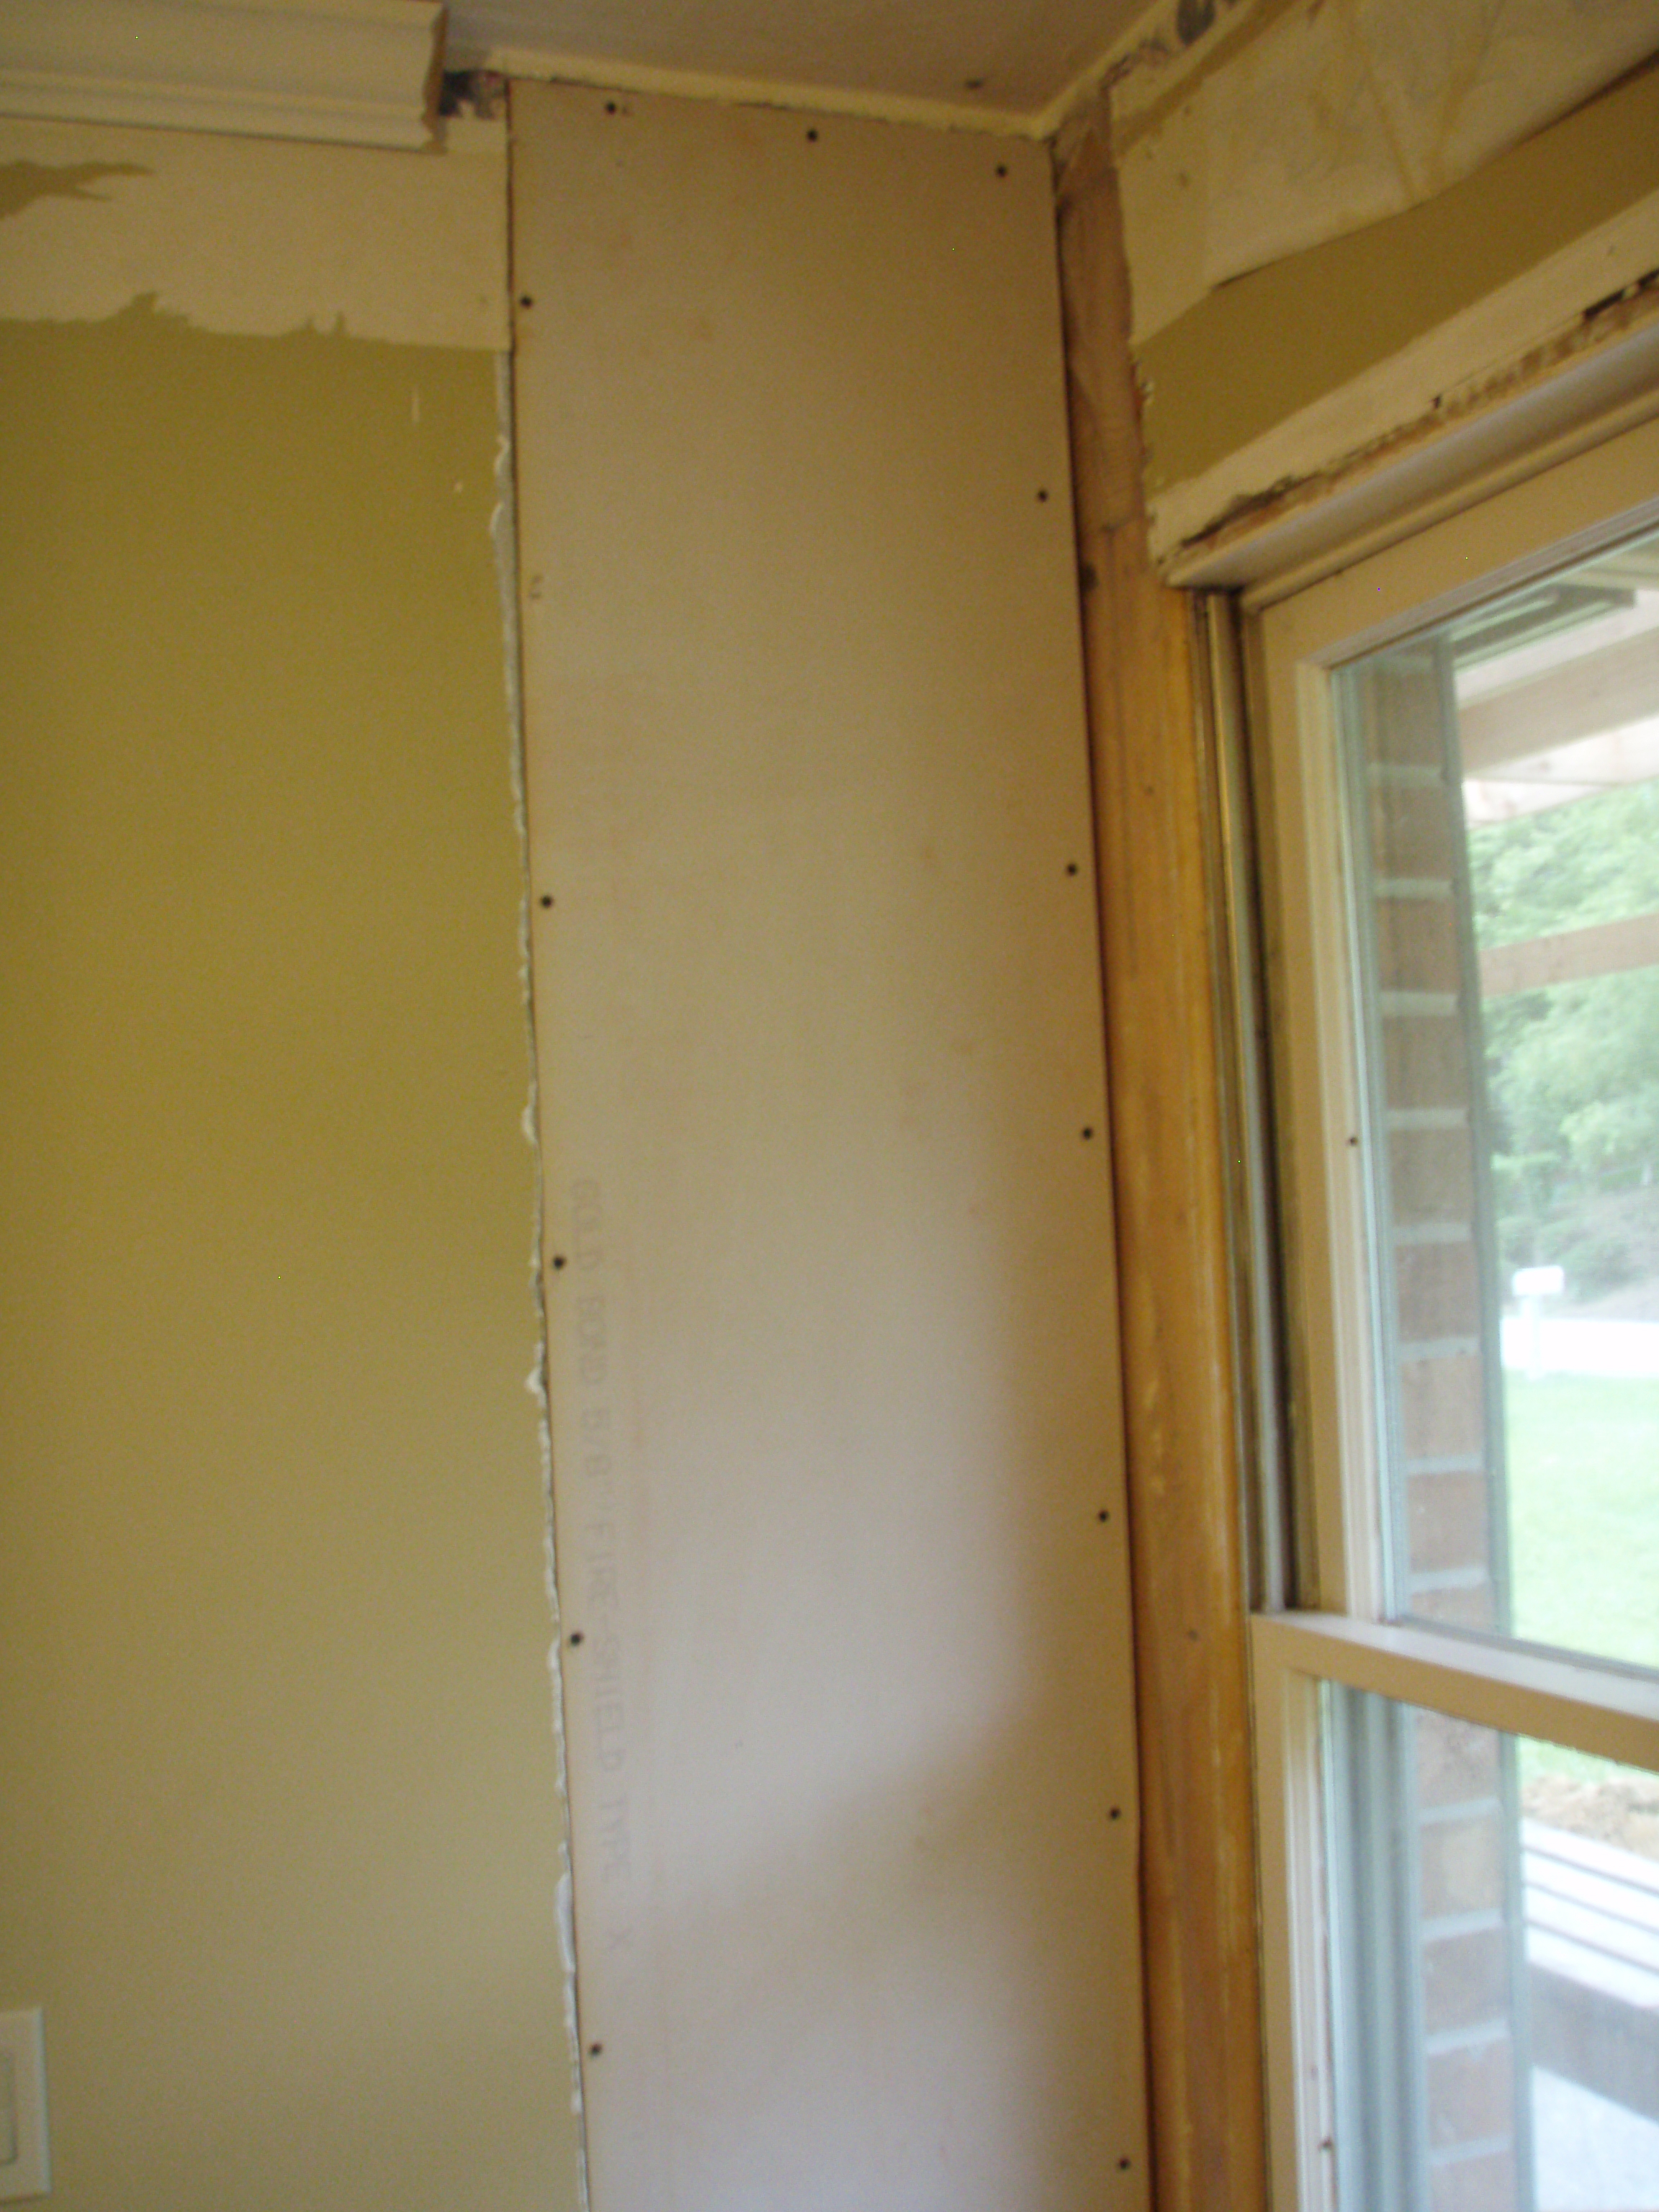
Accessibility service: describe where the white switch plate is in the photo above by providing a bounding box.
[0,2011,48,2200]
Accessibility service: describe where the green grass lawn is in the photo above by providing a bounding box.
[1503,1372,1659,1784]
[1505,1372,1659,1671]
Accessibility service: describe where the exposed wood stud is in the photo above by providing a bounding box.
[1056,96,1269,2212]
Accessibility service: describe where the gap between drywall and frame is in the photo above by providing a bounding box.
[492,337,593,2212]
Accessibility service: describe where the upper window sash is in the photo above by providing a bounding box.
[1252,415,1659,1629]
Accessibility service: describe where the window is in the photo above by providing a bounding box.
[1247,415,1659,2212]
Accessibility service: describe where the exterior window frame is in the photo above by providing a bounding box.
[1243,410,1659,2212]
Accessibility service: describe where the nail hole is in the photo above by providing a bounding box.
[1109,1807,1122,1820]
[551,1254,567,1270]
[995,162,1009,178]
[1082,1126,1095,1141]
[568,1630,584,1645]
[605,100,619,114]
[588,2042,603,2057]
[1097,1509,1110,1523]
[806,126,819,141]
[1036,487,1049,501]
[966,76,986,91]
[1066,862,1079,876]
[1119,2156,1133,2170]
[518,293,534,308]
[539,893,554,907]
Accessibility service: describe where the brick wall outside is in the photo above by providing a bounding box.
[1346,642,1532,2211]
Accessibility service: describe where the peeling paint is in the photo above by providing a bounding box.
[0,114,506,349]
[0,158,149,222]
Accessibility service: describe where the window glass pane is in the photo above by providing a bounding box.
[1334,526,1659,1669]
[1328,1686,1659,2212]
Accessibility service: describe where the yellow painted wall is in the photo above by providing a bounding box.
[0,183,579,2211]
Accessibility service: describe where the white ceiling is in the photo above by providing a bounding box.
[446,0,1155,130]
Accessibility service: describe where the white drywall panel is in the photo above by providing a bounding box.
[511,81,1148,2212]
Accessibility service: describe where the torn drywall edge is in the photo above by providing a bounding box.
[494,345,591,2201]
[1147,188,1659,563]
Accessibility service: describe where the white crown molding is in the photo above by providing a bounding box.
[0,0,443,150]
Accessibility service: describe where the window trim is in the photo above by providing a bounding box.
[1244,407,1659,2210]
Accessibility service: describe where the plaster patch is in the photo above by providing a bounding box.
[0,114,506,348]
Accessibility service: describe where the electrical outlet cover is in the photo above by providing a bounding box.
[0,2012,48,2200]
